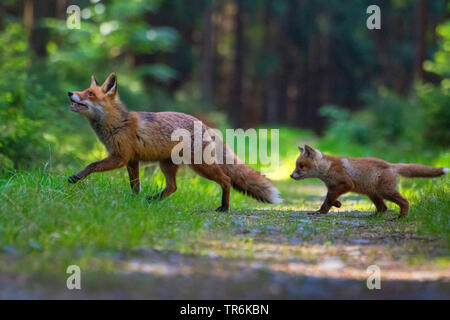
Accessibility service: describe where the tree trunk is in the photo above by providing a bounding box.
[262,2,277,125]
[23,0,34,34]
[228,0,244,127]
[28,0,56,57]
[56,0,67,19]
[414,0,428,81]
[201,0,215,105]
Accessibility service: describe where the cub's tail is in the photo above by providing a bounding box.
[394,163,448,178]
[219,145,282,204]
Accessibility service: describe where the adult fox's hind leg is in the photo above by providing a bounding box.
[147,159,179,201]
[189,164,231,212]
[127,160,140,194]
[159,159,179,200]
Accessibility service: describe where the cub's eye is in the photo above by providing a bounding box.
[88,91,94,97]
[299,164,304,169]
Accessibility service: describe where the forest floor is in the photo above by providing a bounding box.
[0,173,449,299]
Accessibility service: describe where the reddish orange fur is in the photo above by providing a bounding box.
[291,145,447,218]
[68,73,280,211]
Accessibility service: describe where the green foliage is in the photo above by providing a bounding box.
[424,21,450,78]
[420,20,450,147]
[319,18,450,162]
[319,88,428,161]
[0,23,49,170]
[43,0,179,106]
[409,175,450,246]
[417,83,450,147]
[0,1,179,170]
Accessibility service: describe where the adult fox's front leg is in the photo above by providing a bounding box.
[68,155,126,183]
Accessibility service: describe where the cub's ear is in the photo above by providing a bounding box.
[102,72,117,96]
[298,146,304,154]
[304,144,315,158]
[90,75,99,89]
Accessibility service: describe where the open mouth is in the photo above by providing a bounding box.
[69,100,88,112]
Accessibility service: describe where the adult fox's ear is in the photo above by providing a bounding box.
[102,72,117,96]
[298,146,304,154]
[304,144,315,158]
[90,75,99,89]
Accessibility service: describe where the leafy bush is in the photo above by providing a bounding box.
[409,175,450,246]
[320,88,427,160]
[319,20,450,162]
[0,23,49,170]
[0,1,180,172]
[418,83,450,147]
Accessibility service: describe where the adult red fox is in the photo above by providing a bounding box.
[290,145,448,218]
[67,73,282,211]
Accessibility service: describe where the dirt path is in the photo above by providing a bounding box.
[2,243,449,299]
[1,181,449,299]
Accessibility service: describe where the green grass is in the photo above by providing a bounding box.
[408,175,450,246]
[0,168,448,274]
[0,127,448,278]
[0,166,281,273]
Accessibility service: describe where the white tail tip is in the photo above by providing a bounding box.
[444,168,449,174]
[270,187,283,204]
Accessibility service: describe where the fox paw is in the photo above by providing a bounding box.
[308,210,327,216]
[215,206,229,212]
[392,214,407,221]
[146,193,162,202]
[68,175,80,184]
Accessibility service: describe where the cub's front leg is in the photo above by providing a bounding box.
[68,155,126,183]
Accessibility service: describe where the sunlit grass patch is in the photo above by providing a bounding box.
[0,158,448,277]
[0,169,209,271]
[408,175,450,246]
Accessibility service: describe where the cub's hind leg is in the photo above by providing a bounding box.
[378,170,409,218]
[382,191,409,218]
[368,193,388,214]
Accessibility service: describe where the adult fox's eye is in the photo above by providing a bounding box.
[88,91,94,97]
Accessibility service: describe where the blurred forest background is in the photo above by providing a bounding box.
[0,0,449,172]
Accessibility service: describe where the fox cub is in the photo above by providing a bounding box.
[67,73,282,211]
[291,145,448,218]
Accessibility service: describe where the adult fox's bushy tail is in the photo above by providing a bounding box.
[220,145,282,204]
[394,163,448,178]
